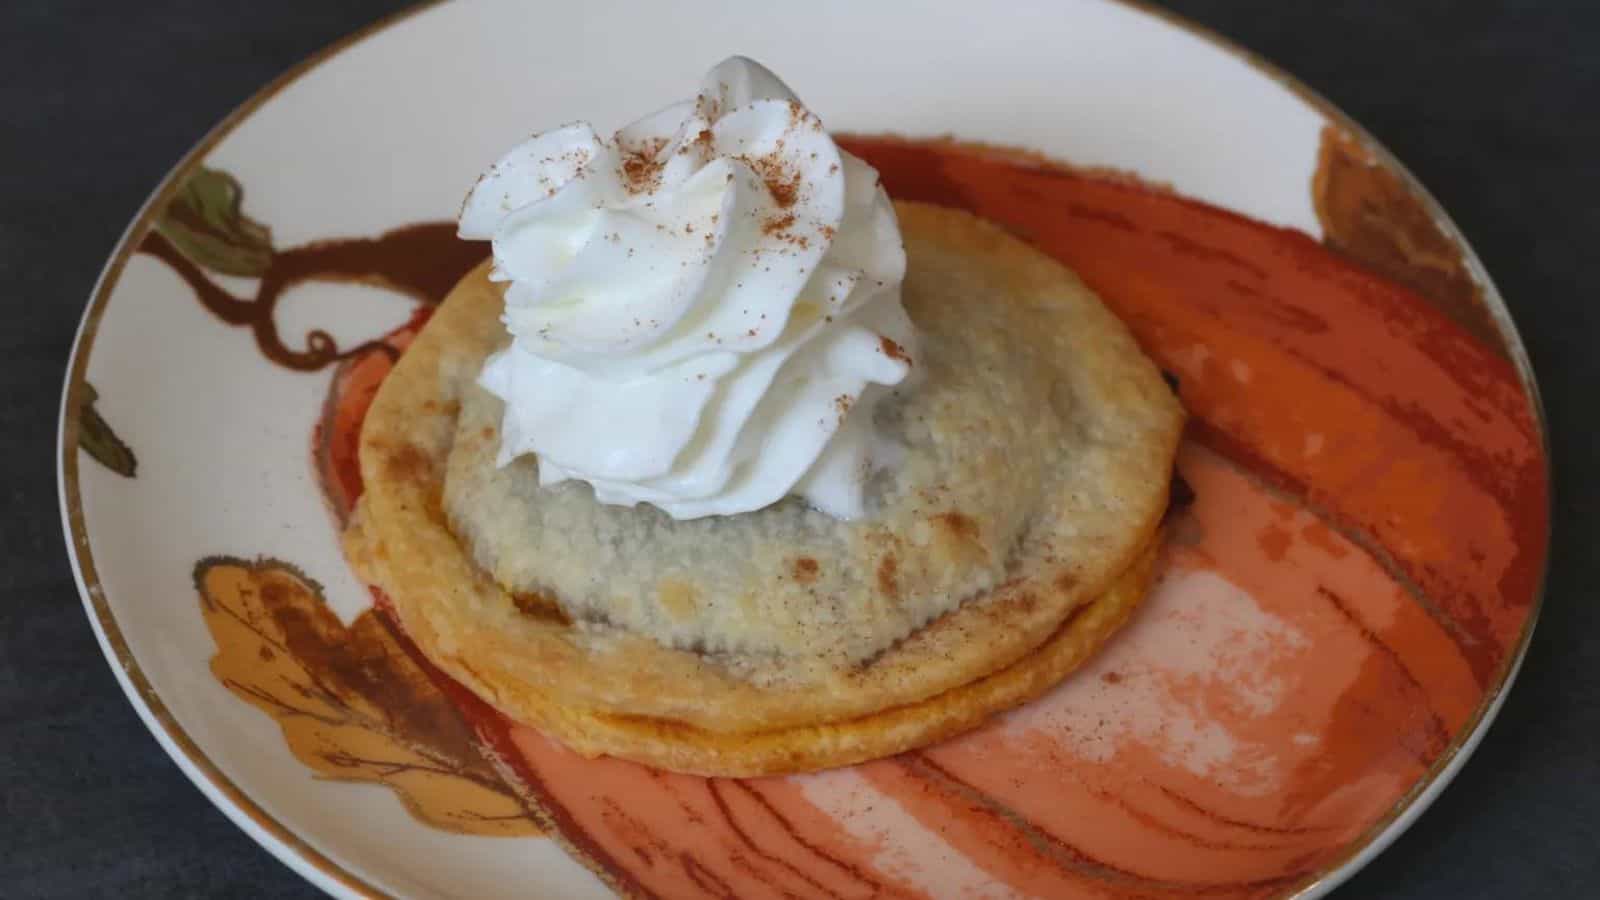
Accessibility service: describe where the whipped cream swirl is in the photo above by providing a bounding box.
[459,57,918,520]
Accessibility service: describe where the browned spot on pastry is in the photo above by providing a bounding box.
[1054,571,1078,594]
[1102,670,1123,684]
[419,398,459,417]
[876,554,900,598]
[479,426,495,441]
[934,512,980,541]
[382,443,434,485]
[658,579,700,621]
[792,558,820,585]
[511,589,571,626]
[929,512,987,568]
[879,336,912,365]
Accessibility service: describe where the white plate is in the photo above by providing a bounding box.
[59,1,1548,897]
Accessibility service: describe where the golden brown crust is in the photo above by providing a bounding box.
[348,202,1182,752]
[466,535,1158,777]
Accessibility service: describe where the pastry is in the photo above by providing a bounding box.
[344,58,1183,776]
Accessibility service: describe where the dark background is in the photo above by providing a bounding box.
[3,1,1595,897]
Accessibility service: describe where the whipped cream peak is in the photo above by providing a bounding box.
[460,57,918,520]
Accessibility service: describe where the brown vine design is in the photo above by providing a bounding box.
[138,166,482,371]
[145,165,526,835]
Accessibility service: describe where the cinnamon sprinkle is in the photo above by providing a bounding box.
[620,150,662,194]
[619,137,669,194]
[742,151,802,208]
[761,213,796,236]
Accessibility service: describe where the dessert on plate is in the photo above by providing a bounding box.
[343,57,1184,776]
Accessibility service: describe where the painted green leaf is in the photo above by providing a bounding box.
[78,383,137,478]
[155,167,274,277]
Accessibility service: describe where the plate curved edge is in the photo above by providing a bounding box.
[54,2,1552,898]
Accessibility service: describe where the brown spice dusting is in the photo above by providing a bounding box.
[879,336,912,365]
[1101,671,1124,685]
[767,172,800,207]
[792,557,820,584]
[743,151,802,208]
[833,394,853,417]
[818,224,837,241]
[762,212,796,236]
[620,149,663,194]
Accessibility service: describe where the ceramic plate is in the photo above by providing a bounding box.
[58,1,1550,897]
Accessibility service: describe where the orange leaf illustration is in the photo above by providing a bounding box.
[195,556,542,837]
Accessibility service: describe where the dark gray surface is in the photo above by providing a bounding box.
[2,1,1594,897]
